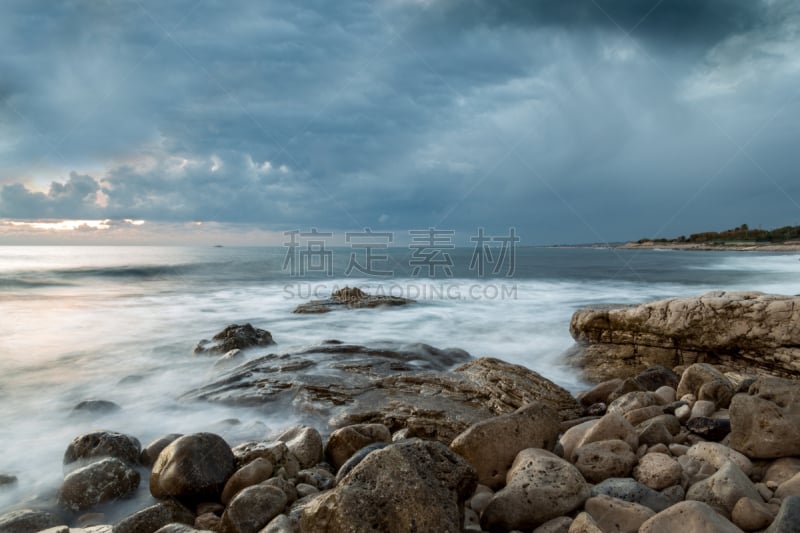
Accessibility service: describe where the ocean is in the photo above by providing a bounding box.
[1,245,799,515]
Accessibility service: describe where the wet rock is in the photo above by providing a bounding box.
[571,292,800,381]
[140,434,183,467]
[573,439,637,483]
[640,500,743,533]
[634,453,683,490]
[482,448,590,531]
[194,323,275,355]
[766,495,800,533]
[0,509,62,533]
[70,400,121,416]
[324,424,391,471]
[221,458,274,505]
[584,494,656,533]
[274,425,323,470]
[0,473,18,487]
[300,439,476,533]
[187,343,581,444]
[450,402,560,489]
[296,466,335,491]
[114,500,195,533]
[292,287,415,314]
[195,512,221,531]
[220,485,288,533]
[63,431,141,467]
[686,460,762,518]
[687,416,731,441]
[59,457,140,511]
[232,441,299,477]
[730,376,800,459]
[150,433,235,502]
[591,478,675,512]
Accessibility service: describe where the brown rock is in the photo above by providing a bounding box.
[274,425,323,470]
[573,440,637,483]
[686,460,762,518]
[140,434,183,467]
[63,431,141,467]
[450,402,560,489]
[568,512,604,533]
[574,413,638,458]
[324,424,391,471]
[221,458,274,505]
[634,453,682,490]
[731,497,775,531]
[232,441,299,477]
[150,433,235,502]
[482,449,590,531]
[219,485,288,533]
[114,501,195,533]
[300,439,477,533]
[194,323,275,355]
[584,494,656,533]
[640,500,743,533]
[59,457,140,511]
[730,377,800,459]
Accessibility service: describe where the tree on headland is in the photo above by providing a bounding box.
[637,223,800,244]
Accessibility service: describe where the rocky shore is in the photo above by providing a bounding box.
[2,292,800,533]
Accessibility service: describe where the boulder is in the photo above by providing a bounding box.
[140,434,183,467]
[776,472,800,499]
[568,512,604,533]
[764,458,800,487]
[591,478,676,512]
[731,497,775,531]
[274,425,323,470]
[678,364,734,405]
[221,458,274,505]
[114,501,195,533]
[573,413,638,458]
[569,292,800,381]
[58,457,140,511]
[686,460,762,518]
[292,287,414,314]
[481,448,590,531]
[260,514,293,533]
[194,323,275,355]
[634,453,683,490]
[0,509,62,533]
[300,439,477,533]
[766,495,800,533]
[573,439,637,483]
[232,441,299,476]
[686,442,752,476]
[640,500,743,533]
[450,402,560,489]
[584,494,655,533]
[63,431,141,467]
[150,433,235,502]
[219,485,288,533]
[607,392,659,416]
[324,424,391,471]
[729,376,800,459]
[533,517,573,533]
[70,400,121,417]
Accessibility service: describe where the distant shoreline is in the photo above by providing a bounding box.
[618,241,800,252]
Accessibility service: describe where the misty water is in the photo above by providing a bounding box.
[1,245,799,517]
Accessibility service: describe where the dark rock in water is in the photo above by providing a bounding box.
[292,286,414,314]
[300,439,476,533]
[0,509,62,533]
[0,473,17,487]
[58,457,140,511]
[63,431,141,468]
[150,433,235,503]
[687,416,731,441]
[140,433,183,467]
[70,400,121,417]
[114,500,195,533]
[182,342,582,443]
[194,323,275,355]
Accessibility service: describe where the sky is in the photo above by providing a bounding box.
[1,0,799,245]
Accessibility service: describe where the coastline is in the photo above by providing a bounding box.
[619,241,800,252]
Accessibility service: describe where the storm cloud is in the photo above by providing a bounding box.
[1,0,798,243]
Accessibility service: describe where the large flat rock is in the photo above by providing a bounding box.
[569,291,800,382]
[182,341,581,443]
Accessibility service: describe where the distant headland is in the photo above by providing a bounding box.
[622,224,800,251]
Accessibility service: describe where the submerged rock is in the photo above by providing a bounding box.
[182,341,581,443]
[569,291,800,381]
[0,509,62,533]
[58,457,140,511]
[63,431,141,468]
[150,433,235,502]
[292,286,414,314]
[194,323,275,355]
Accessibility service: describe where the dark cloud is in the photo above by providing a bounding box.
[0,0,798,243]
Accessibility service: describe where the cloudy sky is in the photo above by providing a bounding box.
[1,0,799,245]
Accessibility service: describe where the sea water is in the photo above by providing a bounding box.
[1,245,798,514]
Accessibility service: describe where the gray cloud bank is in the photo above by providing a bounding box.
[1,0,798,243]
